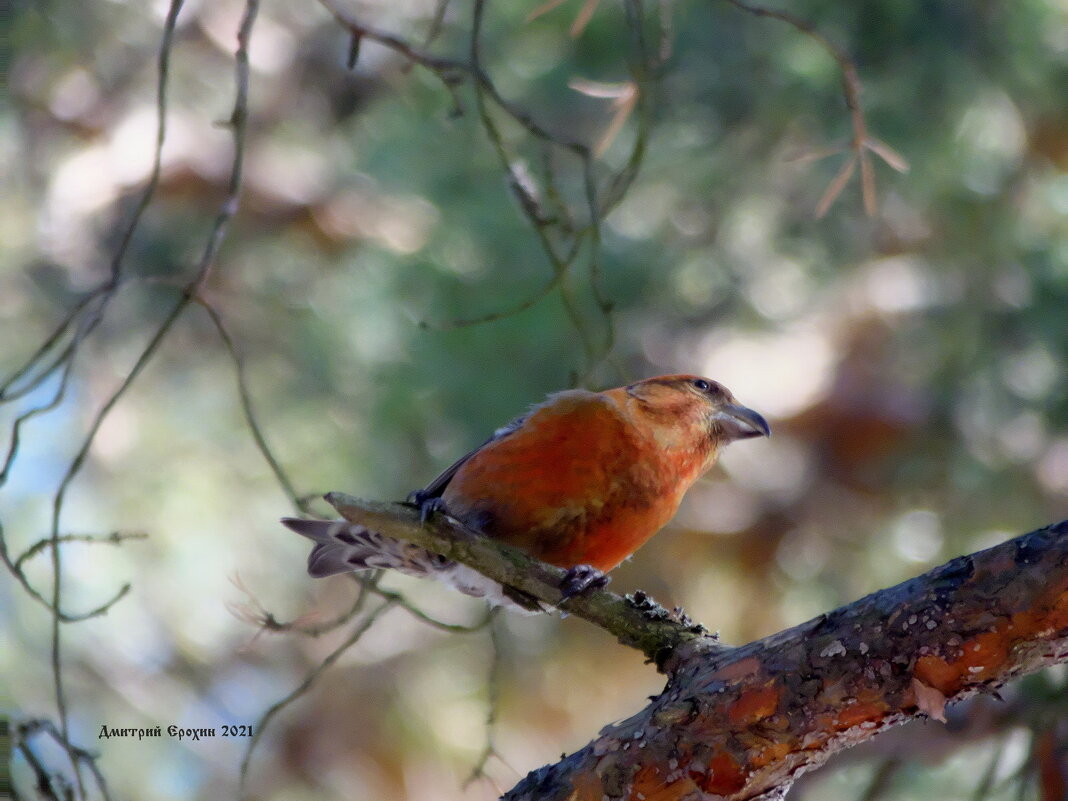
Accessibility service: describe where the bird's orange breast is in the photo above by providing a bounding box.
[442,390,709,571]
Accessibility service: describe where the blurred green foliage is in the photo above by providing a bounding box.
[2,0,1068,799]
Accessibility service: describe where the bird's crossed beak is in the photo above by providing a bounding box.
[715,402,771,441]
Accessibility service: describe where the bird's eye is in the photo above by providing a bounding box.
[692,379,711,392]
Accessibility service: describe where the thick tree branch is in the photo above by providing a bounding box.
[324,493,718,665]
[504,519,1068,800]
[325,497,1068,797]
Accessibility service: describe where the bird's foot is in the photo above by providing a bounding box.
[559,564,610,599]
[406,490,449,524]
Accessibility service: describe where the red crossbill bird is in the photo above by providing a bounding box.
[283,375,769,607]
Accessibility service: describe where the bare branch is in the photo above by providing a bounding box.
[815,154,857,219]
[318,0,470,82]
[317,0,645,380]
[366,581,498,633]
[239,597,397,790]
[15,719,116,801]
[466,614,506,787]
[0,292,96,402]
[228,572,374,637]
[570,0,602,38]
[199,301,303,510]
[0,4,265,798]
[14,531,147,573]
[721,0,908,217]
[0,524,132,624]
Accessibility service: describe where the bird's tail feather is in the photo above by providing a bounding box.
[281,518,444,578]
[280,517,543,612]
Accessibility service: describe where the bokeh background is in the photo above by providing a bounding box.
[3,0,1068,799]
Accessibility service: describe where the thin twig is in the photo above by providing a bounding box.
[0,0,188,483]
[318,0,635,380]
[469,0,601,373]
[720,0,905,217]
[31,3,259,797]
[0,522,132,623]
[318,0,470,81]
[234,568,374,639]
[48,293,188,790]
[16,719,115,801]
[0,292,95,401]
[368,582,497,633]
[422,0,452,49]
[425,271,570,329]
[466,612,505,787]
[239,598,398,791]
[199,300,303,509]
[0,359,75,487]
[13,531,147,573]
[107,0,186,285]
[39,0,187,788]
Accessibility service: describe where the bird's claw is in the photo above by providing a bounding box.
[559,564,610,600]
[405,488,428,506]
[406,490,449,524]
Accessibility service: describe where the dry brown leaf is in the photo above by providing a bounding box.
[815,155,856,219]
[568,78,630,99]
[860,150,877,217]
[911,676,948,723]
[570,0,601,37]
[865,136,911,173]
[569,79,638,157]
[784,143,847,164]
[525,0,570,24]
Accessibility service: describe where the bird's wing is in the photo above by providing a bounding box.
[408,414,527,502]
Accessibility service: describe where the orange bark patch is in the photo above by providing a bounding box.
[914,654,962,694]
[1044,581,1068,630]
[835,701,886,729]
[1013,580,1068,637]
[914,624,1016,695]
[727,685,780,725]
[692,752,748,795]
[567,770,604,800]
[958,630,1010,678]
[749,741,792,768]
[631,764,696,801]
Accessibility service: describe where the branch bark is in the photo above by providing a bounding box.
[505,519,1068,800]
[325,493,717,665]
[324,496,1068,799]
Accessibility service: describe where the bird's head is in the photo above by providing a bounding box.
[625,374,771,446]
